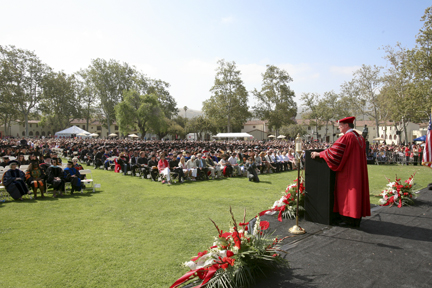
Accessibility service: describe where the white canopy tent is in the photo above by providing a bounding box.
[213,133,254,139]
[55,126,91,138]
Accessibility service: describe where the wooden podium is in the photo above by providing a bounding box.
[304,149,336,225]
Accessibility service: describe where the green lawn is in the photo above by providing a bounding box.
[0,164,430,287]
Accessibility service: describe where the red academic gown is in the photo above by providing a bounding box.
[319,130,371,219]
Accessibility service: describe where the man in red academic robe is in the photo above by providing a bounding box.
[311,116,371,227]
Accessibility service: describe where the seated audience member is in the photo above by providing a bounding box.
[282,151,292,170]
[1,156,10,168]
[186,155,198,181]
[85,150,94,166]
[196,153,209,180]
[116,152,129,174]
[271,151,282,172]
[103,149,114,170]
[2,160,31,200]
[237,155,246,176]
[64,161,82,194]
[265,151,278,173]
[158,153,171,185]
[51,152,62,164]
[205,152,220,179]
[277,151,287,171]
[220,154,232,177]
[136,151,149,178]
[72,157,84,171]
[130,150,141,176]
[245,157,260,182]
[228,153,242,176]
[261,151,274,173]
[29,153,40,165]
[169,153,185,183]
[148,154,159,181]
[46,158,65,197]
[255,153,264,173]
[287,149,296,170]
[25,156,46,198]
[17,154,29,166]
[179,156,190,180]
[94,148,104,169]
[39,154,51,173]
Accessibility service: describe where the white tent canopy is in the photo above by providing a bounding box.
[55,126,91,138]
[213,133,254,139]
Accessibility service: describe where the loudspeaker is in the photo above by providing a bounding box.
[304,149,336,225]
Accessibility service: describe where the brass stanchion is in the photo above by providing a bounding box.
[289,134,306,235]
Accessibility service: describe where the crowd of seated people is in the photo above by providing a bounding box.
[1,136,426,197]
[0,152,86,200]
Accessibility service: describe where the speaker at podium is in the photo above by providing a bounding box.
[304,149,336,225]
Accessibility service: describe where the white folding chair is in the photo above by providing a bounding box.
[0,171,9,201]
[80,169,95,192]
[20,165,29,171]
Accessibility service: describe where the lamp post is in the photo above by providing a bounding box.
[289,133,306,235]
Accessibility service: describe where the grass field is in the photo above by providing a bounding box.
[0,164,430,287]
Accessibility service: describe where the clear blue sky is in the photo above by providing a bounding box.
[1,0,430,111]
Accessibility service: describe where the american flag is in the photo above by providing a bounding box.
[422,113,432,168]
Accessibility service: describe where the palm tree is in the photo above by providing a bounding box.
[183,106,188,119]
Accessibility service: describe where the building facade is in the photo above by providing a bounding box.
[241,120,273,141]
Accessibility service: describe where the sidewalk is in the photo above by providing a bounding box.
[253,188,432,288]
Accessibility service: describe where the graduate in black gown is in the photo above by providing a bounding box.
[245,158,260,182]
[2,160,30,200]
[46,159,65,197]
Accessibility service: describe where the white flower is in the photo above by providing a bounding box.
[387,182,395,188]
[254,216,261,236]
[184,261,197,270]
[378,199,387,205]
[232,246,239,254]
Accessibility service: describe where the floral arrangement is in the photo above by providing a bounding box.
[378,174,416,207]
[260,177,305,221]
[170,208,289,288]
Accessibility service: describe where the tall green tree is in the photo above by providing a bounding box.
[76,70,98,131]
[203,59,250,133]
[340,64,383,137]
[147,79,178,138]
[405,6,432,121]
[39,71,81,132]
[382,44,417,143]
[253,65,297,135]
[300,92,322,139]
[85,58,136,134]
[279,124,306,139]
[0,59,19,136]
[115,90,165,139]
[0,45,49,136]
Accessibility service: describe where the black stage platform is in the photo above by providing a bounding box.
[253,188,432,288]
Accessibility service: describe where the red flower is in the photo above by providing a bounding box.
[260,221,270,231]
[192,250,208,261]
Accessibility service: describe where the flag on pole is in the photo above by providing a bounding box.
[422,112,432,168]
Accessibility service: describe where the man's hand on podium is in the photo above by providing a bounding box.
[311,152,321,159]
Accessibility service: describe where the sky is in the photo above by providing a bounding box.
[1,0,430,112]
